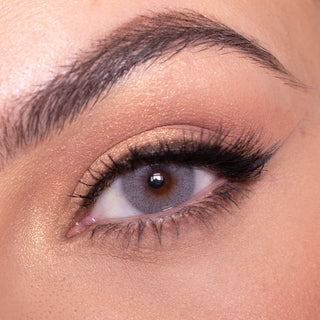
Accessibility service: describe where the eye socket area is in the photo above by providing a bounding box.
[67,163,223,238]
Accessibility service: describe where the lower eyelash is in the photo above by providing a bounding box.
[88,182,248,249]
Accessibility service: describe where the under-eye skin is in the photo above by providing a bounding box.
[67,126,278,247]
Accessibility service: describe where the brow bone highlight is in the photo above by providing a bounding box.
[0,10,298,168]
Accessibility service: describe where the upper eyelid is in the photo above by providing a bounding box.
[70,126,278,212]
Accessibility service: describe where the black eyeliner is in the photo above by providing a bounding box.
[68,128,278,246]
[72,129,277,207]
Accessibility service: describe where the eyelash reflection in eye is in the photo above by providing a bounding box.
[68,127,278,247]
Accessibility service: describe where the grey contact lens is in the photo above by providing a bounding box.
[120,164,195,214]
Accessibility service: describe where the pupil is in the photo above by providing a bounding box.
[148,172,165,189]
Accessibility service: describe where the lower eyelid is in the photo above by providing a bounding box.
[66,179,214,239]
[66,180,245,245]
[98,182,246,249]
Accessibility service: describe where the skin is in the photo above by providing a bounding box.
[0,0,319,319]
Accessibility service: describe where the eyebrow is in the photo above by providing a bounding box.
[0,10,305,168]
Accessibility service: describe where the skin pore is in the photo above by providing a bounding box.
[0,0,319,319]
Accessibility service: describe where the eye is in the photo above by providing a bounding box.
[67,127,277,245]
[89,164,222,220]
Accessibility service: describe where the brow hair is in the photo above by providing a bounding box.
[0,10,304,168]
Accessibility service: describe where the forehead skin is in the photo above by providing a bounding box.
[0,0,319,105]
[0,1,319,320]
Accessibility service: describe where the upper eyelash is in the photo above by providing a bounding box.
[71,129,278,208]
